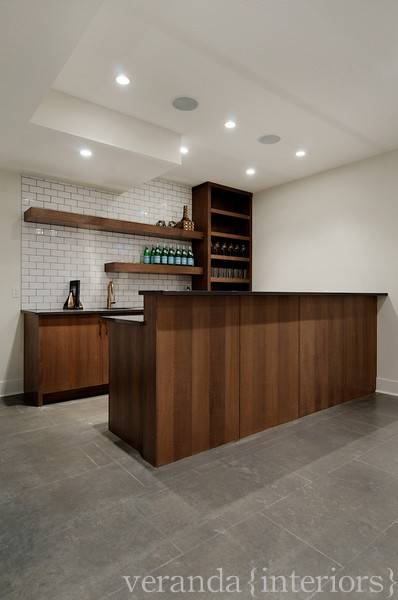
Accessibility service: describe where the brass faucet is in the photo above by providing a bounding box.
[107,280,116,309]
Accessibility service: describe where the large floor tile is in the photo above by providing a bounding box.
[2,500,179,600]
[110,512,337,600]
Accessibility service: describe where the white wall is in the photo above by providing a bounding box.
[253,149,398,395]
[0,170,22,396]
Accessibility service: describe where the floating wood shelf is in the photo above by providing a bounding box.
[211,231,251,241]
[211,255,250,262]
[211,278,250,284]
[24,207,204,241]
[105,263,203,275]
[211,208,250,220]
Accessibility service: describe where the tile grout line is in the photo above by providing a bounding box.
[261,511,344,569]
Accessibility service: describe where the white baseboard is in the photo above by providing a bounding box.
[0,378,23,398]
[376,377,398,397]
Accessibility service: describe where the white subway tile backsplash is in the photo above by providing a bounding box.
[22,175,193,310]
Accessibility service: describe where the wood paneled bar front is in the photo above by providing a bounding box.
[107,291,386,467]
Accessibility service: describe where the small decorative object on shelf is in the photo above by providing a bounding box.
[168,220,176,228]
[155,220,166,227]
[176,205,195,231]
[63,280,83,310]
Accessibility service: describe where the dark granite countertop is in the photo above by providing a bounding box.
[139,291,387,297]
[22,308,144,316]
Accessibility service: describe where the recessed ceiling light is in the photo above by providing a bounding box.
[224,120,236,129]
[79,148,92,158]
[258,134,281,145]
[246,167,256,176]
[115,74,130,86]
[295,149,307,158]
[180,146,189,155]
[172,97,199,111]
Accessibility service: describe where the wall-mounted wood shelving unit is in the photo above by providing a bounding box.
[192,182,252,291]
[24,207,204,241]
[105,263,203,276]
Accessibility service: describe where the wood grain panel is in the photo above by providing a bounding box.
[299,296,346,416]
[24,313,41,405]
[239,296,299,437]
[40,315,103,393]
[344,295,377,399]
[108,321,143,450]
[299,295,377,416]
[155,296,239,465]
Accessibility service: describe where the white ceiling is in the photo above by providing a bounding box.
[2,0,398,192]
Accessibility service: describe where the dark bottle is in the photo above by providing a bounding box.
[240,243,247,257]
[213,241,221,255]
[221,242,228,255]
[228,242,234,256]
[234,243,240,256]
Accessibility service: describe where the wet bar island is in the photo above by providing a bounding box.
[107,291,385,466]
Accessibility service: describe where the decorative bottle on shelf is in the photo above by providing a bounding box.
[175,247,182,265]
[221,242,228,255]
[154,244,161,264]
[188,247,194,266]
[181,247,188,266]
[150,246,156,264]
[168,246,175,265]
[240,243,247,257]
[228,242,234,256]
[176,205,195,231]
[161,246,168,265]
[213,241,220,255]
[143,247,150,264]
[234,243,240,256]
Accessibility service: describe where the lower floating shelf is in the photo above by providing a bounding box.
[105,263,203,275]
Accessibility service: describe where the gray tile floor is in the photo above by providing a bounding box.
[2,393,398,599]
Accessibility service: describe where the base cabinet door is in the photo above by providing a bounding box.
[40,315,104,394]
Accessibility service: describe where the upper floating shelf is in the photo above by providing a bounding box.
[24,207,204,241]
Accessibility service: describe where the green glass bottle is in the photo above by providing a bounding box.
[161,246,168,265]
[181,247,188,266]
[150,246,156,264]
[175,246,182,265]
[154,244,161,264]
[168,246,175,265]
[143,246,150,264]
[188,247,194,266]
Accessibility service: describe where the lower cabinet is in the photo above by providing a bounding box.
[24,313,110,406]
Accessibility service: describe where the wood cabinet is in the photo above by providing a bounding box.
[108,292,381,466]
[23,311,139,405]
